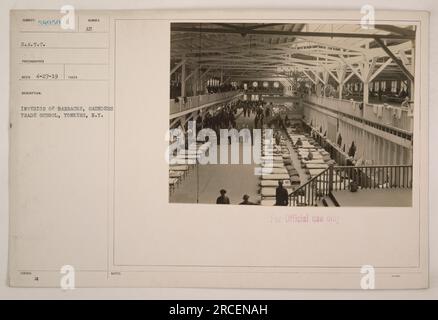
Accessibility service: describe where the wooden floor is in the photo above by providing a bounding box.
[332,188,412,207]
[170,112,261,205]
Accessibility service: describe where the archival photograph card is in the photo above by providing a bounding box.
[8,9,429,289]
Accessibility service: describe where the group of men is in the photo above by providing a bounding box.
[239,100,270,128]
[238,100,263,118]
[201,103,238,133]
[215,180,289,206]
[215,189,256,205]
[238,100,291,129]
[206,83,238,94]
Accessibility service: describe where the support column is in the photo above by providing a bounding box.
[337,65,346,99]
[362,59,370,105]
[383,139,388,164]
[376,137,381,165]
[366,132,372,162]
[192,68,199,96]
[407,147,413,165]
[409,39,415,101]
[316,82,322,97]
[373,134,377,163]
[390,142,394,165]
[361,46,374,105]
[363,82,369,104]
[322,71,329,97]
[381,138,385,165]
[181,59,186,97]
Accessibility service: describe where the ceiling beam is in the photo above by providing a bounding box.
[170,59,186,75]
[343,71,356,83]
[374,25,415,37]
[302,70,317,84]
[368,58,393,82]
[340,56,364,82]
[171,26,415,40]
[374,37,414,81]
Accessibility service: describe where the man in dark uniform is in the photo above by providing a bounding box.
[254,114,259,128]
[348,141,357,158]
[275,181,289,206]
[275,132,281,146]
[216,189,230,204]
[305,151,314,161]
[239,194,256,205]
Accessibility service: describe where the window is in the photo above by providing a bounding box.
[391,80,397,93]
[374,81,379,91]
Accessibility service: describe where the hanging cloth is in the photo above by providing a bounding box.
[377,105,383,118]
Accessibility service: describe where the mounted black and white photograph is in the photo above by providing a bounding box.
[168,22,415,207]
[7,8,430,292]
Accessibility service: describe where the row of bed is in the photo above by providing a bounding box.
[286,128,335,180]
[257,128,302,206]
[168,126,340,203]
[168,142,211,194]
[168,129,301,205]
[286,128,354,204]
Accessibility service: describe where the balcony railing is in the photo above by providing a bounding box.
[289,164,413,207]
[305,95,413,134]
[244,88,284,95]
[170,91,242,115]
[363,103,413,132]
[306,95,363,118]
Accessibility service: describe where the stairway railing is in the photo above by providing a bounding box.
[289,164,413,206]
[332,165,413,191]
[289,167,331,206]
